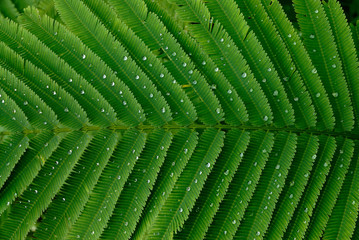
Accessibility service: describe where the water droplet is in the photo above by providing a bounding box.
[206,163,211,168]
[187,187,191,191]
[82,54,86,59]
[263,116,269,121]
[275,164,280,170]
[315,9,319,13]
[214,67,219,72]
[316,93,321,97]
[288,34,292,38]
[224,170,229,175]
[267,68,272,72]
[123,56,128,61]
[332,92,338,98]
[202,61,206,65]
[242,72,247,78]
[81,90,85,95]
[227,89,232,94]
[309,34,315,39]
[135,75,140,80]
[123,101,127,105]
[273,90,278,96]
[183,63,187,67]
[216,108,221,114]
[142,56,147,61]
[68,150,72,155]
[312,154,317,160]
[332,64,336,68]
[160,73,164,78]
[312,68,317,74]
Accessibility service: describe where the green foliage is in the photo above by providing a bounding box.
[0,0,358,239]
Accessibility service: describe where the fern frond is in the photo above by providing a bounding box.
[66,130,146,240]
[0,132,62,215]
[0,66,58,129]
[0,131,90,240]
[100,129,172,240]
[203,0,299,128]
[284,135,337,239]
[20,8,146,127]
[146,128,225,239]
[133,129,198,239]
[236,0,326,130]
[293,0,354,132]
[323,0,359,133]
[169,0,273,126]
[0,134,29,189]
[0,86,31,131]
[78,0,198,126]
[265,134,319,239]
[177,130,250,240]
[324,143,359,239]
[236,132,297,240]
[34,129,119,240]
[0,41,88,129]
[0,0,358,239]
[106,0,235,126]
[304,138,354,239]
[54,0,172,126]
[205,131,274,239]
[0,0,19,20]
[256,0,336,131]
[0,17,117,127]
